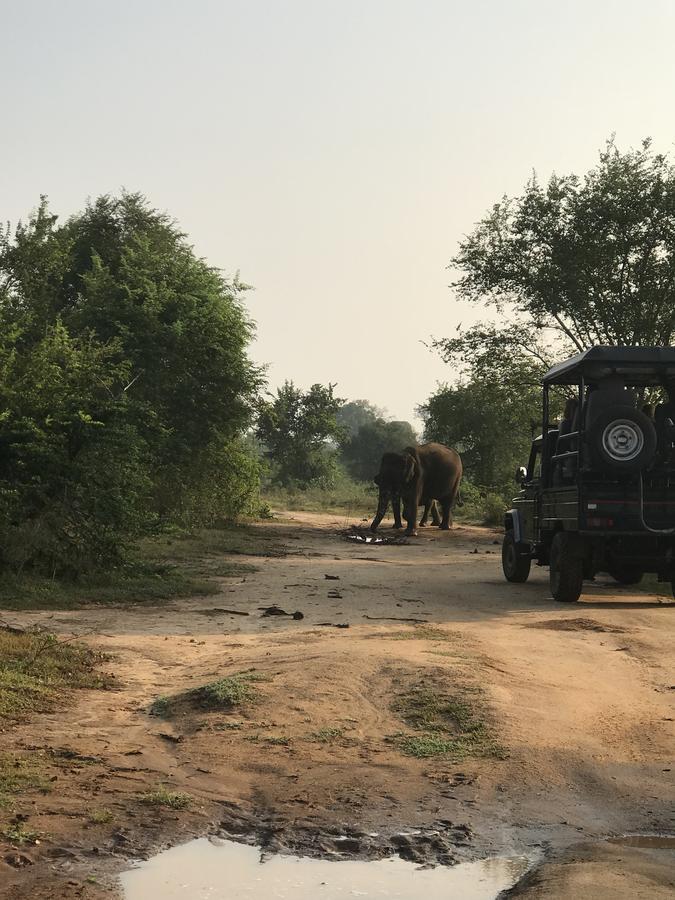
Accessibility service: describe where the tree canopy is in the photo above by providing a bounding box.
[256,382,344,488]
[0,193,261,573]
[336,400,387,438]
[338,405,417,482]
[420,351,541,492]
[437,138,675,368]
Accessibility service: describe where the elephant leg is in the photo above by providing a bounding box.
[439,498,452,530]
[403,496,418,536]
[370,490,390,533]
[431,500,442,526]
[391,493,403,529]
[419,499,432,527]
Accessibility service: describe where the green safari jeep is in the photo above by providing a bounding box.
[502,346,675,602]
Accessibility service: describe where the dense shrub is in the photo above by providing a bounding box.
[0,195,261,574]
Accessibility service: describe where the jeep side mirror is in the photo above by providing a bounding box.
[515,466,527,485]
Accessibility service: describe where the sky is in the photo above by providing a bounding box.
[2,0,675,425]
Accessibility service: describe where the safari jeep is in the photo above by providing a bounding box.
[502,346,675,602]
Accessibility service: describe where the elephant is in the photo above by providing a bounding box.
[371,442,462,536]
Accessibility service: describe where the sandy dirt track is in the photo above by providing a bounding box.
[1,511,674,898]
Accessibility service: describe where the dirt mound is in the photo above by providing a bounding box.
[526,617,625,633]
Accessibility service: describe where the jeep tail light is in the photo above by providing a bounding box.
[586,516,614,528]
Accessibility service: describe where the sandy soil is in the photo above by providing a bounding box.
[1,511,673,898]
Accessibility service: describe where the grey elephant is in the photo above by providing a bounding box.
[371,442,463,535]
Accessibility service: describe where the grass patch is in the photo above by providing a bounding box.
[0,753,51,810]
[89,808,114,825]
[390,680,504,761]
[424,649,474,661]
[148,695,171,718]
[0,523,273,612]
[387,626,459,642]
[310,727,344,743]
[140,787,192,810]
[144,525,286,564]
[0,564,216,611]
[2,822,41,845]
[0,630,110,721]
[263,474,376,516]
[149,671,269,718]
[265,735,291,746]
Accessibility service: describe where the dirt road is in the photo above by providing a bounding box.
[1,512,674,897]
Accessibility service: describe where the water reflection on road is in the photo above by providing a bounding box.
[121,837,530,899]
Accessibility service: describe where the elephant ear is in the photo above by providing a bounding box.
[403,450,419,483]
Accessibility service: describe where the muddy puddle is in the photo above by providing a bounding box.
[343,533,410,545]
[607,833,675,849]
[120,837,531,899]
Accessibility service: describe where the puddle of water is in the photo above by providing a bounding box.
[607,834,675,850]
[120,838,530,899]
[344,534,409,545]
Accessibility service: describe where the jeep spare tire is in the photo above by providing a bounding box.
[587,407,656,474]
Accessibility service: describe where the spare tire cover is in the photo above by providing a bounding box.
[587,407,657,473]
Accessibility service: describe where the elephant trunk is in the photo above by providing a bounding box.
[370,489,390,532]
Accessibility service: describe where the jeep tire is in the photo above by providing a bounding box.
[549,532,583,602]
[587,408,657,474]
[502,531,531,583]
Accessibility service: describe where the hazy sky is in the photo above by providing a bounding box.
[3,1,675,425]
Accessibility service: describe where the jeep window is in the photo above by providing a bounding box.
[527,443,542,482]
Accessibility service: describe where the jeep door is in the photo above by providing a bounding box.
[515,440,542,545]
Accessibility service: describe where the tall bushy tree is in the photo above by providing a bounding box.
[340,416,418,482]
[336,400,387,438]
[420,353,543,493]
[257,382,343,487]
[0,194,261,572]
[439,138,675,364]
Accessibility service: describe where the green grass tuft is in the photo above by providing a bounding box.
[2,822,40,845]
[387,626,459,642]
[140,787,192,810]
[148,696,171,718]
[149,672,269,718]
[310,727,344,743]
[88,807,114,824]
[0,630,110,721]
[265,735,291,746]
[390,681,504,761]
[0,753,50,810]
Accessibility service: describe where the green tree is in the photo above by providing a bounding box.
[420,354,542,492]
[438,138,675,365]
[336,400,387,438]
[340,417,417,482]
[0,321,151,573]
[0,193,262,571]
[257,382,343,487]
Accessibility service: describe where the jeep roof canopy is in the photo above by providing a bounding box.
[542,345,675,386]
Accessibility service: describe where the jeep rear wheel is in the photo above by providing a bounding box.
[587,408,656,474]
[549,532,583,602]
[502,531,531,583]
